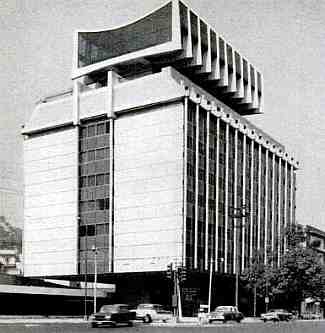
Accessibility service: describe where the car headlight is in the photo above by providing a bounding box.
[105,315,111,319]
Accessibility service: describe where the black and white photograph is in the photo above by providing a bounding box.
[0,1,324,332]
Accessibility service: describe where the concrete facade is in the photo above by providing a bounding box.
[24,128,78,276]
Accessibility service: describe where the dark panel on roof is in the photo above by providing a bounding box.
[78,3,172,68]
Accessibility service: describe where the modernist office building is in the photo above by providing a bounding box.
[23,0,298,309]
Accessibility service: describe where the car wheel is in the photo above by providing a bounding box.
[143,314,152,323]
[236,319,242,323]
[127,321,133,327]
[263,319,267,322]
[91,323,97,328]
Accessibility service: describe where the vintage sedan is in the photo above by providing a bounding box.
[261,309,293,322]
[135,303,173,323]
[208,306,244,323]
[90,304,135,328]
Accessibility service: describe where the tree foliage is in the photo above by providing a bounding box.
[241,225,325,312]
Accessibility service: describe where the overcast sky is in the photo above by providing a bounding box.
[0,0,324,229]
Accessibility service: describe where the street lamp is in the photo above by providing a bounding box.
[229,205,250,309]
[91,245,98,314]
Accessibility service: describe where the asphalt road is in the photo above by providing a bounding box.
[0,321,325,333]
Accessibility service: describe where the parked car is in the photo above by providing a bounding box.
[135,303,173,323]
[261,309,293,322]
[207,306,244,323]
[90,304,135,328]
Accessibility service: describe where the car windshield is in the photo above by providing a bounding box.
[100,305,117,312]
[100,304,128,312]
[215,306,232,312]
[137,304,154,309]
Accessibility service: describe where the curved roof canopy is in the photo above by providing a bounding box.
[72,0,263,115]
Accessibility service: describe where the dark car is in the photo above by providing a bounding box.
[261,309,293,322]
[207,306,244,323]
[90,304,135,328]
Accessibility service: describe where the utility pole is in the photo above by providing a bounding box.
[229,205,250,309]
[208,257,213,312]
[92,245,98,314]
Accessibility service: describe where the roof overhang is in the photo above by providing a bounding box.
[72,0,263,115]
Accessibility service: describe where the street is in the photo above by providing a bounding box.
[0,321,325,333]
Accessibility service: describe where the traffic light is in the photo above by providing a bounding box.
[166,263,173,279]
[178,267,187,282]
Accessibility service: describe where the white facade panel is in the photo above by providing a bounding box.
[24,128,78,277]
[114,102,184,272]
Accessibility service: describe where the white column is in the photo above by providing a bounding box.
[215,117,220,271]
[108,118,114,272]
[72,79,81,126]
[277,157,282,267]
[233,128,238,274]
[183,95,189,265]
[249,140,254,262]
[271,153,275,253]
[271,152,275,253]
[257,143,262,251]
[241,133,246,271]
[290,164,294,226]
[194,101,200,269]
[283,160,288,251]
[224,123,229,273]
[205,110,211,270]
[264,149,269,265]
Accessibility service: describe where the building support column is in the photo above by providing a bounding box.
[283,159,288,251]
[214,115,220,271]
[224,122,229,273]
[249,140,254,263]
[233,128,238,274]
[290,164,294,226]
[205,109,211,270]
[183,91,189,266]
[107,71,117,272]
[271,152,275,256]
[194,98,201,269]
[241,132,246,271]
[277,156,282,267]
[264,149,269,265]
[73,78,81,273]
[257,143,262,251]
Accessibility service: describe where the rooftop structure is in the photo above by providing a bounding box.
[73,0,263,115]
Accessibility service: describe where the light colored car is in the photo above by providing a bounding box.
[261,309,293,322]
[90,304,135,328]
[135,303,173,323]
[207,305,244,323]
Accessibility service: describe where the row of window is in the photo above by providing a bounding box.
[80,122,110,138]
[79,223,109,237]
[79,198,110,212]
[80,148,109,163]
[79,174,110,187]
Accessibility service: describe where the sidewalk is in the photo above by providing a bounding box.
[0,315,273,325]
[0,316,86,324]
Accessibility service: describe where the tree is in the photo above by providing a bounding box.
[266,225,325,312]
[268,246,325,312]
[241,250,269,316]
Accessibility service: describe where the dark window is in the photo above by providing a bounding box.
[96,174,104,186]
[88,175,95,186]
[97,199,105,210]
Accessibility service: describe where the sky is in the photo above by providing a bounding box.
[0,0,324,229]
